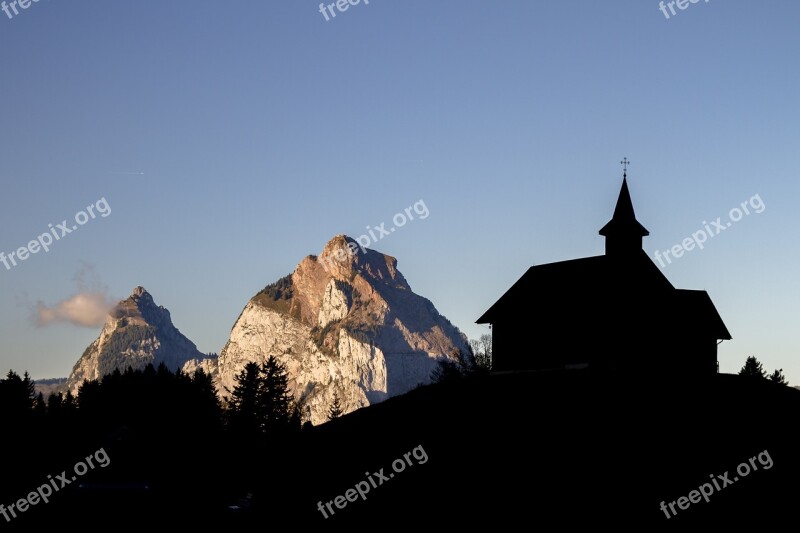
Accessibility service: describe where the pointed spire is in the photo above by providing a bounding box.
[599,174,649,256]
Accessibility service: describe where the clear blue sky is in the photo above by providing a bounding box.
[1,1,798,383]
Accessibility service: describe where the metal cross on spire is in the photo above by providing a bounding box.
[620,157,630,178]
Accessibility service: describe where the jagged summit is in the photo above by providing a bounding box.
[66,287,206,393]
[312,234,403,285]
[132,285,148,297]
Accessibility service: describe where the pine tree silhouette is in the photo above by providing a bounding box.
[47,392,63,417]
[259,356,293,435]
[33,392,46,417]
[328,392,344,420]
[768,368,788,386]
[228,362,262,438]
[0,370,35,417]
[739,356,766,379]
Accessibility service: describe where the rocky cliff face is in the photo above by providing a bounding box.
[67,287,208,394]
[213,235,469,425]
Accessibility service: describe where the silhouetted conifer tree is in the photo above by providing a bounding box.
[431,350,478,383]
[33,392,46,417]
[47,392,63,417]
[191,368,222,431]
[0,370,35,417]
[328,392,343,420]
[228,362,262,437]
[739,356,766,379]
[228,357,295,436]
[768,368,788,386]
[259,356,293,434]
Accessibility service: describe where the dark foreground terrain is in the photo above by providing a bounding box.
[5,370,799,528]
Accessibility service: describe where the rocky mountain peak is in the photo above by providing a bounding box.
[132,285,149,298]
[107,286,172,330]
[213,235,469,425]
[67,288,205,394]
[317,234,403,286]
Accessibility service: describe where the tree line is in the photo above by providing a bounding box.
[0,356,306,440]
[739,355,789,385]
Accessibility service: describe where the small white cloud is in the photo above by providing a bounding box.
[36,292,116,328]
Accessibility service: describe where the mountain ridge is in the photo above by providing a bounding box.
[65,235,469,425]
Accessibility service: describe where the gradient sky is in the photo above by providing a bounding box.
[1,1,798,383]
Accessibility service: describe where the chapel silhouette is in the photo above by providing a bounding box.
[477,169,731,374]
